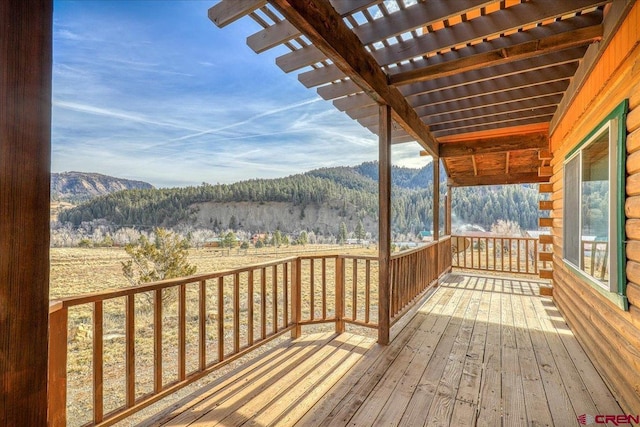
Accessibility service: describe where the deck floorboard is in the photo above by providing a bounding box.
[145,273,624,427]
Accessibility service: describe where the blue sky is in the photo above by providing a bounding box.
[52,0,429,188]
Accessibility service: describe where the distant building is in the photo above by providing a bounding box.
[251,233,267,244]
[203,237,222,248]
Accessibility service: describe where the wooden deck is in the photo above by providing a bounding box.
[139,273,623,427]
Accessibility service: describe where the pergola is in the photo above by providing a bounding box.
[209,0,611,185]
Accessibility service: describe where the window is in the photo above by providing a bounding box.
[563,101,627,308]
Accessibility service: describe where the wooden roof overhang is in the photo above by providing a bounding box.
[209,0,612,187]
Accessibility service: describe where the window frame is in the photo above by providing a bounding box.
[562,100,628,310]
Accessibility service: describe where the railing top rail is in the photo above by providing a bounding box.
[338,254,379,261]
[451,233,539,241]
[390,239,439,260]
[298,254,339,261]
[50,255,299,311]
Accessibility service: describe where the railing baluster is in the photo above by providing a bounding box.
[179,283,186,381]
[352,258,358,322]
[283,262,289,326]
[154,289,162,393]
[93,301,104,423]
[248,270,254,345]
[492,237,496,270]
[272,265,278,333]
[335,257,345,334]
[321,258,327,320]
[199,280,206,371]
[261,268,267,339]
[293,258,301,338]
[509,238,513,271]
[470,237,475,269]
[126,294,135,407]
[365,260,371,324]
[484,237,489,270]
[309,258,315,321]
[233,273,240,353]
[217,277,224,362]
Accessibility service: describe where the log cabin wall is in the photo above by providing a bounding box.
[549,1,640,414]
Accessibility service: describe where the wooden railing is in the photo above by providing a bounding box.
[48,246,449,426]
[450,234,541,274]
[389,237,451,324]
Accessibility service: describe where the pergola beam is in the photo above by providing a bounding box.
[435,132,549,158]
[268,0,438,157]
[449,172,550,187]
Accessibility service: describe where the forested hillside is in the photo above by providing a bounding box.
[58,162,540,236]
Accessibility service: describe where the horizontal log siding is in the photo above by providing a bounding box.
[549,4,640,413]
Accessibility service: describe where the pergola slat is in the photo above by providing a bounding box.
[298,64,346,88]
[276,44,325,73]
[247,19,300,53]
[208,0,266,28]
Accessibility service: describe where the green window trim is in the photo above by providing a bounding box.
[563,99,628,311]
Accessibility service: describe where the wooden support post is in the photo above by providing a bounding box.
[1,1,53,424]
[446,185,452,236]
[433,158,440,278]
[378,105,392,345]
[433,158,440,241]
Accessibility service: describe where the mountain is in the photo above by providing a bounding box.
[56,162,540,236]
[51,172,154,204]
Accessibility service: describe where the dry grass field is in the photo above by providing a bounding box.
[50,244,376,298]
[50,245,378,426]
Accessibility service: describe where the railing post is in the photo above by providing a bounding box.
[291,257,302,339]
[48,302,68,427]
[335,257,345,334]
